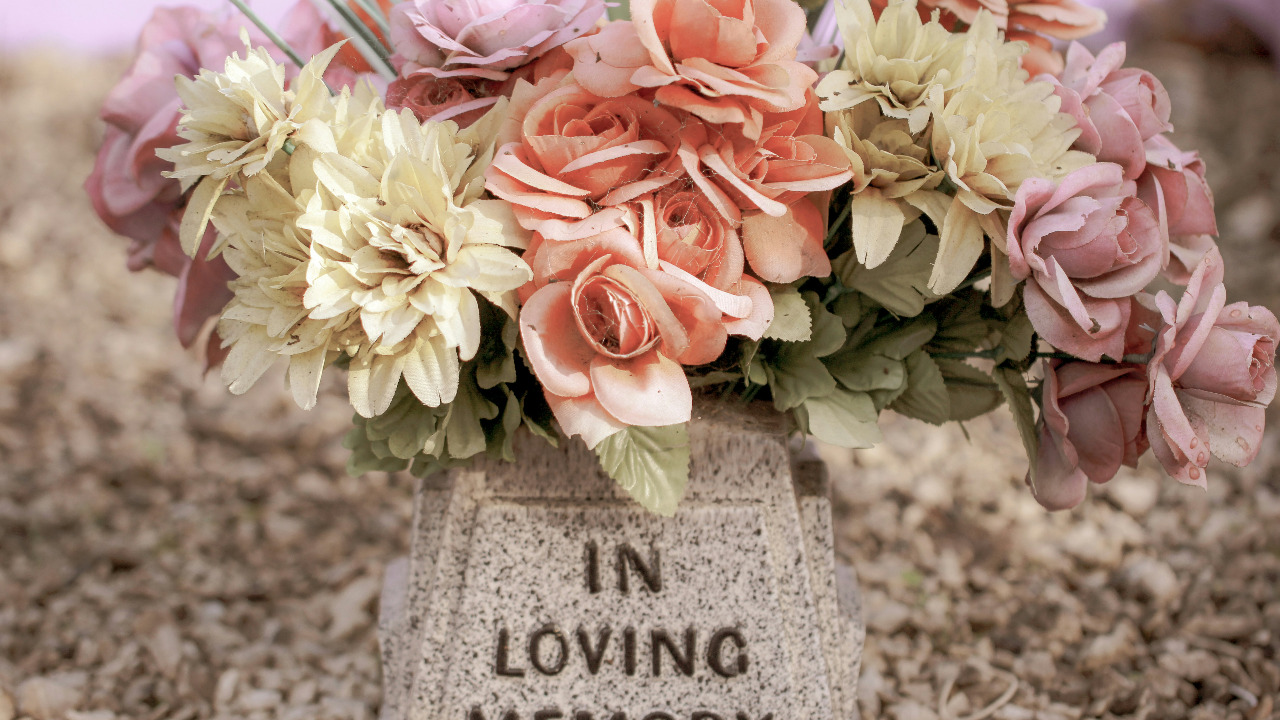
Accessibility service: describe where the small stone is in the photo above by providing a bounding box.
[1158,649,1219,682]
[888,700,939,720]
[1122,558,1182,606]
[16,677,81,720]
[0,687,13,720]
[1012,650,1056,681]
[1063,523,1123,568]
[213,669,239,712]
[327,575,382,640]
[1106,475,1161,517]
[237,689,283,712]
[287,679,318,706]
[1078,621,1139,672]
[867,598,913,635]
[66,712,117,720]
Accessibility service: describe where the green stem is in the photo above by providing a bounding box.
[824,201,852,250]
[348,0,391,38]
[229,0,309,70]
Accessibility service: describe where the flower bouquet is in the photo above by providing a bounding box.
[88,0,1278,518]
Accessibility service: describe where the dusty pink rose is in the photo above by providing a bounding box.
[520,248,727,447]
[386,75,499,126]
[1049,43,1173,181]
[279,0,391,91]
[389,0,604,81]
[1008,162,1164,363]
[1139,134,1218,238]
[1031,359,1149,510]
[84,6,251,351]
[1146,252,1279,487]
[566,0,817,138]
[484,78,690,240]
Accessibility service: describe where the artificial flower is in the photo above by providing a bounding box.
[1049,42,1172,181]
[299,108,532,417]
[1146,252,1279,487]
[1007,162,1162,362]
[567,0,816,138]
[484,78,688,241]
[1140,134,1218,238]
[1031,359,1148,510]
[389,0,604,80]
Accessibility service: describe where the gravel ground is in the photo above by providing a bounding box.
[0,33,1278,720]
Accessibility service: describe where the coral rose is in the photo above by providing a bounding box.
[1146,252,1280,488]
[566,0,817,138]
[389,0,604,80]
[520,250,727,447]
[1049,43,1173,181]
[485,80,689,240]
[1008,163,1163,363]
[1032,360,1148,510]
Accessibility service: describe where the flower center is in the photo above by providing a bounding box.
[572,275,659,359]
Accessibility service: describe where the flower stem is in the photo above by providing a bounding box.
[318,0,397,79]
[349,0,391,39]
[824,201,852,250]
[228,0,309,69]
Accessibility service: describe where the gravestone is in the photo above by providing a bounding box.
[378,404,864,720]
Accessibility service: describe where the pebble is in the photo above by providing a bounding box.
[0,688,12,720]
[16,677,81,720]
[1158,649,1220,682]
[1121,557,1182,606]
[1077,621,1139,672]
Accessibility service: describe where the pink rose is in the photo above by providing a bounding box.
[566,0,817,139]
[84,6,250,350]
[1049,43,1173,181]
[1146,252,1280,487]
[520,248,726,447]
[1139,134,1218,238]
[386,75,499,126]
[1031,360,1149,510]
[1008,163,1164,363]
[389,0,604,81]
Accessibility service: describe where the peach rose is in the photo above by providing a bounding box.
[484,80,689,240]
[1031,360,1149,510]
[1146,251,1279,488]
[1008,163,1163,363]
[386,75,499,126]
[520,250,727,446]
[566,0,818,138]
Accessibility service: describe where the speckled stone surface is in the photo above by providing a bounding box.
[378,407,863,719]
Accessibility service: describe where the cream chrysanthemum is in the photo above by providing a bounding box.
[297,107,532,418]
[160,39,341,257]
[818,0,1093,295]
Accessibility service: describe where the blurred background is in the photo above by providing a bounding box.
[0,1,1277,719]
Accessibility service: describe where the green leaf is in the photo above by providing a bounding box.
[936,359,1004,422]
[926,290,992,354]
[739,340,767,386]
[766,348,837,411]
[831,292,866,328]
[594,424,691,516]
[804,292,846,358]
[444,368,501,460]
[993,366,1039,484]
[802,389,883,449]
[993,311,1034,366]
[826,352,905,392]
[475,304,518,389]
[837,220,940,317]
[763,287,813,342]
[889,351,950,425]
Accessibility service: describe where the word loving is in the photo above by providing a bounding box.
[471,542,766,720]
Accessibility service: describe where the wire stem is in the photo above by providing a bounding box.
[228,0,309,69]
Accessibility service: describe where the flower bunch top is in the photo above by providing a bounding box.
[87,0,1277,519]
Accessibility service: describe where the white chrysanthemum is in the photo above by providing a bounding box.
[298,108,532,418]
[214,173,363,411]
[818,0,1094,295]
[160,40,350,258]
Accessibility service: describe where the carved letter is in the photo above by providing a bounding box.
[692,714,725,720]
[577,626,612,675]
[708,629,749,678]
[641,714,676,720]
[585,541,601,594]
[608,714,628,720]
[736,715,773,720]
[651,627,696,677]
[467,710,520,720]
[623,626,637,676]
[494,629,525,677]
[529,624,569,676]
[572,713,595,720]
[616,543,662,594]
[534,710,565,720]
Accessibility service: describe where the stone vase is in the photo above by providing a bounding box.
[377,401,864,720]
